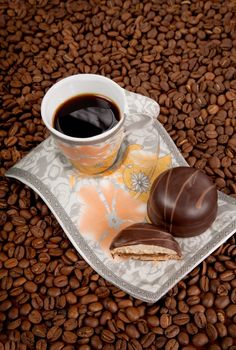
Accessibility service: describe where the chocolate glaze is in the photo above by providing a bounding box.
[147,166,218,237]
[110,223,182,257]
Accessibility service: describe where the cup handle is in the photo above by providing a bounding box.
[124,112,156,135]
[124,112,160,159]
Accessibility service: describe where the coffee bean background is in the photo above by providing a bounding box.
[0,0,236,349]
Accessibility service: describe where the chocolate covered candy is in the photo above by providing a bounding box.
[147,166,218,237]
[110,223,182,261]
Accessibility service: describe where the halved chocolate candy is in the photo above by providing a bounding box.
[147,167,218,237]
[110,223,182,261]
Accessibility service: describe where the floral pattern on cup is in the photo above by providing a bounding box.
[56,130,124,175]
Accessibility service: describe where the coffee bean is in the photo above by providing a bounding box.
[28,310,42,324]
[62,331,77,344]
[118,300,133,309]
[80,294,98,305]
[210,279,221,293]
[192,333,209,347]
[140,332,155,348]
[53,276,68,288]
[220,270,235,282]
[186,323,198,335]
[226,304,236,318]
[127,339,142,350]
[137,320,149,334]
[202,292,215,307]
[178,300,189,313]
[189,304,205,314]
[209,345,221,350]
[91,335,103,350]
[165,325,180,338]
[186,296,200,306]
[88,301,102,313]
[165,339,179,350]
[84,316,99,328]
[77,327,94,338]
[115,339,127,350]
[206,308,218,324]
[173,314,190,326]
[24,281,37,293]
[206,323,218,341]
[178,332,189,346]
[215,322,227,337]
[160,314,172,329]
[95,287,110,298]
[221,337,234,350]
[32,324,47,338]
[65,250,78,263]
[187,286,201,296]
[215,296,230,309]
[194,312,207,328]
[217,310,226,325]
[208,156,221,169]
[228,324,236,338]
[125,325,140,339]
[125,307,140,322]
[47,326,62,342]
[21,331,34,349]
[101,330,115,343]
[4,259,18,269]
[104,300,118,314]
[77,346,90,350]
[155,336,167,349]
[147,315,159,327]
[62,318,77,331]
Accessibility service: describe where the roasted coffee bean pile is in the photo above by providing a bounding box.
[1,0,236,197]
[0,0,236,349]
[0,179,236,350]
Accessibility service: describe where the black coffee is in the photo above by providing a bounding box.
[53,94,120,138]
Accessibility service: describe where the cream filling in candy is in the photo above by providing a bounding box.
[111,243,181,261]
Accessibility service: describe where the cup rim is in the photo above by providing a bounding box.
[41,74,126,143]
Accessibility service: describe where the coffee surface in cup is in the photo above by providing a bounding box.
[53,94,120,138]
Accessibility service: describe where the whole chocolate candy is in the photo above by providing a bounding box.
[147,167,218,237]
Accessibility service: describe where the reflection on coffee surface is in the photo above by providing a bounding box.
[53,94,120,138]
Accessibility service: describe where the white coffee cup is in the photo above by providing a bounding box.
[41,74,127,175]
